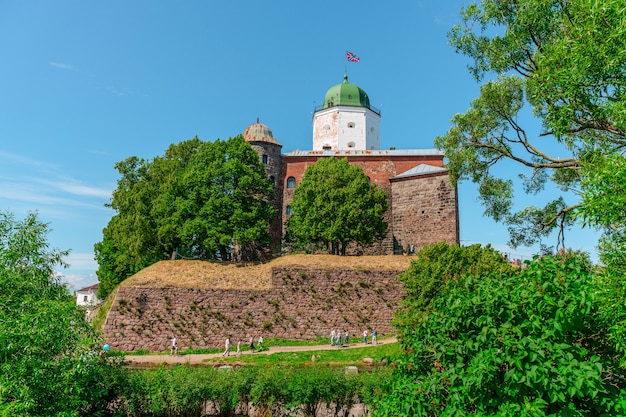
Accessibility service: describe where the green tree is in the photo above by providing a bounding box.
[378,244,626,416]
[393,242,513,335]
[0,211,124,416]
[176,136,275,261]
[579,152,626,362]
[95,138,204,298]
[435,0,626,253]
[95,135,274,297]
[287,157,388,255]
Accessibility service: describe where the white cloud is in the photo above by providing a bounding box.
[49,61,75,70]
[40,179,112,199]
[107,86,134,97]
[0,150,59,170]
[65,252,98,270]
[58,253,99,292]
[0,180,109,209]
[0,151,112,204]
[62,272,99,293]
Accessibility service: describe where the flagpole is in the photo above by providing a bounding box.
[344,50,348,79]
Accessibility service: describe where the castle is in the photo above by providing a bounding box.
[243,74,459,255]
[102,76,461,350]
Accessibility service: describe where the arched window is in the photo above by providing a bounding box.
[286,176,296,189]
[347,122,355,128]
[262,154,268,164]
[286,205,293,215]
[347,142,356,148]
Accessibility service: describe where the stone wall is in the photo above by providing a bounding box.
[390,172,458,253]
[103,267,404,352]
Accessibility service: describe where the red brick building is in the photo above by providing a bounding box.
[244,75,459,255]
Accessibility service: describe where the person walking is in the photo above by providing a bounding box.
[222,337,231,357]
[336,330,342,347]
[236,340,241,356]
[249,336,255,353]
[362,329,368,344]
[258,335,264,351]
[170,337,178,356]
[330,329,336,346]
[343,330,349,346]
[372,328,378,345]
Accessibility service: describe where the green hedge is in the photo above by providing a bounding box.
[115,365,391,417]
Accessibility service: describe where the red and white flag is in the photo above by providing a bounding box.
[346,51,360,62]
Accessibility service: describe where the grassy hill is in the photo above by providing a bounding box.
[121,254,414,290]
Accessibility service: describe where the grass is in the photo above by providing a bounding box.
[205,342,401,366]
[120,254,413,290]
[91,287,118,331]
[113,335,396,357]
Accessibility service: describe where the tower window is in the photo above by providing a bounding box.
[286,205,293,215]
[347,122,355,128]
[286,176,296,189]
[262,155,268,164]
[347,142,355,148]
[322,145,331,150]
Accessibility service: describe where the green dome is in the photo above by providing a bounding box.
[323,75,371,109]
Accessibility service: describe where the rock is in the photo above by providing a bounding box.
[345,366,359,374]
[362,357,374,364]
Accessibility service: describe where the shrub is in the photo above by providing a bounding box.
[379,247,626,416]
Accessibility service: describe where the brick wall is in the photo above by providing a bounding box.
[103,267,404,352]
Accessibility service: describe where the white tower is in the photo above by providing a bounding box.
[312,75,380,151]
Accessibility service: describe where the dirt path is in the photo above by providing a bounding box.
[124,337,397,365]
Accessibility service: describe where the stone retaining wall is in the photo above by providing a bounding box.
[103,267,404,352]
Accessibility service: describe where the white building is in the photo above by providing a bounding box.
[76,283,100,308]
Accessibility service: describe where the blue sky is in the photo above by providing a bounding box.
[0,1,600,291]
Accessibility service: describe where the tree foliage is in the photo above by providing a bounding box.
[378,243,626,416]
[435,0,626,253]
[95,135,275,298]
[394,242,513,333]
[286,157,388,255]
[0,211,124,416]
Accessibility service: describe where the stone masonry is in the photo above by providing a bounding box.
[103,267,404,352]
[390,171,459,252]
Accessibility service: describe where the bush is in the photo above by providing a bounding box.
[120,364,383,417]
[394,242,512,330]
[378,246,626,416]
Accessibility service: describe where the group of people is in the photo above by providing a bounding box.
[330,329,349,346]
[222,335,263,357]
[170,335,264,356]
[170,329,379,356]
[330,328,378,346]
